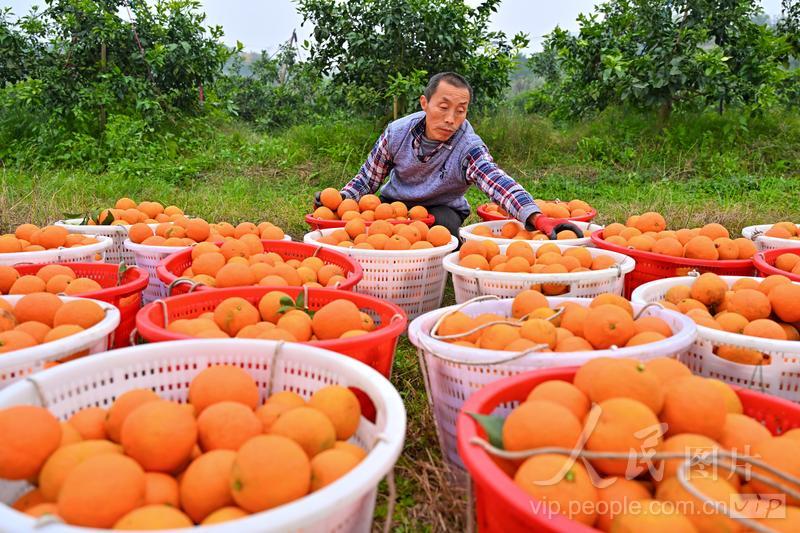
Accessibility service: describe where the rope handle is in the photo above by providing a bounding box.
[166,277,202,297]
[633,301,665,320]
[420,335,550,365]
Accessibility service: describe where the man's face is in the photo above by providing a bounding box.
[420,81,470,142]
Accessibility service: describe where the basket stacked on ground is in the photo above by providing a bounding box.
[408,296,696,469]
[460,220,603,248]
[0,236,113,266]
[754,247,800,282]
[0,295,119,389]
[631,275,800,402]
[591,230,756,298]
[304,228,459,321]
[742,224,800,251]
[135,286,407,378]
[444,242,635,304]
[55,219,156,265]
[0,339,406,533]
[156,240,363,297]
[13,263,148,349]
[305,213,436,231]
[476,203,597,223]
[126,235,292,304]
[456,365,800,533]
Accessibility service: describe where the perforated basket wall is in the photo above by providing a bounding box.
[742,224,800,251]
[407,296,696,470]
[0,236,113,266]
[460,220,603,248]
[444,242,635,304]
[124,240,193,304]
[0,295,120,389]
[304,229,458,321]
[55,219,159,265]
[0,339,406,533]
[631,275,800,402]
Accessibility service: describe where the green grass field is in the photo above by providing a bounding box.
[2,109,800,530]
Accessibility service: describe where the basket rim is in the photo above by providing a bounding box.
[753,247,800,282]
[12,263,149,300]
[591,229,754,267]
[0,295,120,369]
[408,296,697,363]
[476,202,598,223]
[123,235,292,256]
[742,224,800,248]
[630,275,800,351]
[155,240,364,291]
[136,286,408,346]
[0,235,114,265]
[55,219,160,233]
[304,213,436,229]
[304,229,459,258]
[459,220,603,247]
[0,339,407,533]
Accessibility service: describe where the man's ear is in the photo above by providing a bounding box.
[419,95,427,111]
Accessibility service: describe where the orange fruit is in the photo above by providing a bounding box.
[758,274,791,296]
[104,388,160,443]
[583,304,636,349]
[610,500,696,532]
[113,504,193,529]
[310,448,360,491]
[24,502,60,518]
[519,318,557,348]
[121,400,197,472]
[726,288,771,321]
[595,478,652,531]
[201,506,249,525]
[0,405,61,480]
[689,273,727,306]
[749,437,800,505]
[143,472,179,507]
[215,262,256,288]
[311,299,362,340]
[179,449,237,522]
[511,290,549,319]
[719,413,771,452]
[59,421,83,447]
[12,292,63,327]
[270,406,337,457]
[230,435,311,511]
[320,188,342,210]
[634,316,673,337]
[644,357,691,386]
[39,439,122,501]
[576,358,665,414]
[684,235,718,260]
[197,401,261,452]
[52,299,105,330]
[503,400,582,454]
[38,226,69,249]
[57,454,146,528]
[0,266,20,293]
[62,277,102,295]
[426,225,451,246]
[213,297,259,336]
[334,441,367,462]
[308,386,361,441]
[276,309,313,341]
[189,365,259,414]
[590,293,634,316]
[514,454,598,526]
[656,472,742,532]
[13,321,49,343]
[257,290,291,323]
[0,329,37,352]
[526,380,589,421]
[744,318,787,339]
[769,283,800,323]
[36,264,76,283]
[9,275,47,294]
[661,376,726,439]
[755,505,800,533]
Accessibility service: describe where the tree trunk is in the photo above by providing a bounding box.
[99,42,107,133]
[657,97,672,129]
[393,96,398,120]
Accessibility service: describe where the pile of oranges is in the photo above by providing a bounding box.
[482,199,594,219]
[601,212,757,260]
[312,189,430,223]
[0,365,366,527]
[177,241,348,289]
[315,220,453,250]
[495,356,799,531]
[128,219,285,248]
[436,290,674,351]
[456,241,618,295]
[759,222,800,240]
[78,197,186,226]
[0,225,99,254]
[0,294,106,354]
[164,294,376,342]
[0,265,102,296]
[771,251,800,276]
[657,273,800,365]
[469,220,594,241]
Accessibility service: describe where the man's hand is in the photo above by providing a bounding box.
[529,213,584,240]
[313,191,323,209]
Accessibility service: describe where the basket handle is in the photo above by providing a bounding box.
[166,277,202,296]
[418,334,549,366]
[633,301,664,320]
[128,327,140,346]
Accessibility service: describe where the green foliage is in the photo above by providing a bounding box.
[296,0,528,114]
[534,0,795,121]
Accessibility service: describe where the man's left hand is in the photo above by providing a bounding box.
[528,214,584,240]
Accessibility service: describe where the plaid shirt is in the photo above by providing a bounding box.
[341,118,541,225]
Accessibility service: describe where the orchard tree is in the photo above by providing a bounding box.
[296,0,529,114]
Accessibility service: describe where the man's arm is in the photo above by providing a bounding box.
[340,130,393,201]
[463,145,542,230]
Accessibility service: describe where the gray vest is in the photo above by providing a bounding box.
[379,111,485,217]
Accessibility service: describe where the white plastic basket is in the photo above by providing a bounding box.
[0,295,120,389]
[55,219,159,265]
[408,296,697,470]
[444,242,636,303]
[0,339,405,533]
[124,235,293,305]
[460,220,603,247]
[303,229,458,321]
[742,224,800,251]
[631,275,800,402]
[0,236,113,267]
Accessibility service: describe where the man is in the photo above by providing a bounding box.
[315,72,582,238]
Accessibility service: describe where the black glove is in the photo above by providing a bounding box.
[533,215,585,240]
[313,191,323,209]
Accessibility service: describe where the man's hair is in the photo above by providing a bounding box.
[424,72,473,102]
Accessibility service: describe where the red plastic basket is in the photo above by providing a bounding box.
[155,240,364,296]
[457,366,800,533]
[476,203,598,223]
[753,248,800,282]
[14,263,148,349]
[591,230,756,298]
[304,213,436,230]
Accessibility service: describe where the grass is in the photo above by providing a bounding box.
[2,107,800,530]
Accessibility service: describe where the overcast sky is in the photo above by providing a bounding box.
[4,0,787,54]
